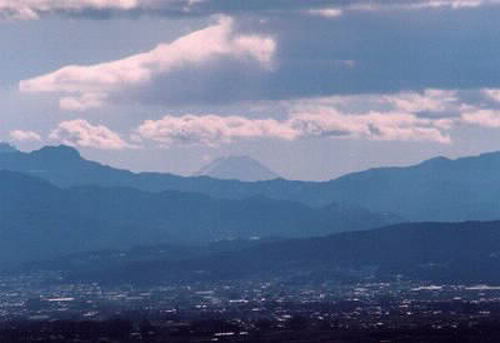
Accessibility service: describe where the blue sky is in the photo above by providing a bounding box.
[3,0,500,180]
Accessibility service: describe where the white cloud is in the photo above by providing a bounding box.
[461,109,500,128]
[382,89,460,113]
[349,0,496,12]
[20,17,276,110]
[306,8,343,18]
[136,98,455,147]
[59,92,108,112]
[3,0,499,20]
[481,88,500,103]
[136,114,298,147]
[406,0,485,9]
[37,88,500,151]
[40,87,500,150]
[288,108,453,144]
[0,0,145,19]
[286,89,463,117]
[9,129,42,142]
[49,119,133,150]
[317,0,500,16]
[134,88,500,147]
[300,0,499,16]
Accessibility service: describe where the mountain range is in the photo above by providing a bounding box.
[4,144,500,267]
[0,170,396,265]
[1,145,500,221]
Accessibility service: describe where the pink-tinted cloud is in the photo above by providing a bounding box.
[306,8,343,18]
[49,119,134,150]
[382,90,460,113]
[461,109,500,128]
[9,129,42,142]
[482,89,500,103]
[0,0,151,20]
[288,108,453,144]
[136,114,298,147]
[19,17,276,111]
[136,103,454,147]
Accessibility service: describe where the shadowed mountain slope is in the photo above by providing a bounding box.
[65,221,500,285]
[0,170,396,265]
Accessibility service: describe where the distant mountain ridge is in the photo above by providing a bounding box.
[0,170,397,265]
[0,143,17,154]
[0,145,379,214]
[2,145,500,221]
[326,151,500,221]
[194,156,279,181]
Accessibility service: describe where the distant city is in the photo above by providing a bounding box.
[2,270,500,342]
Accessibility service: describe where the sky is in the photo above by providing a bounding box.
[3,0,500,181]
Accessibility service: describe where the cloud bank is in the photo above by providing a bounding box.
[25,88,500,150]
[132,88,500,147]
[134,90,458,147]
